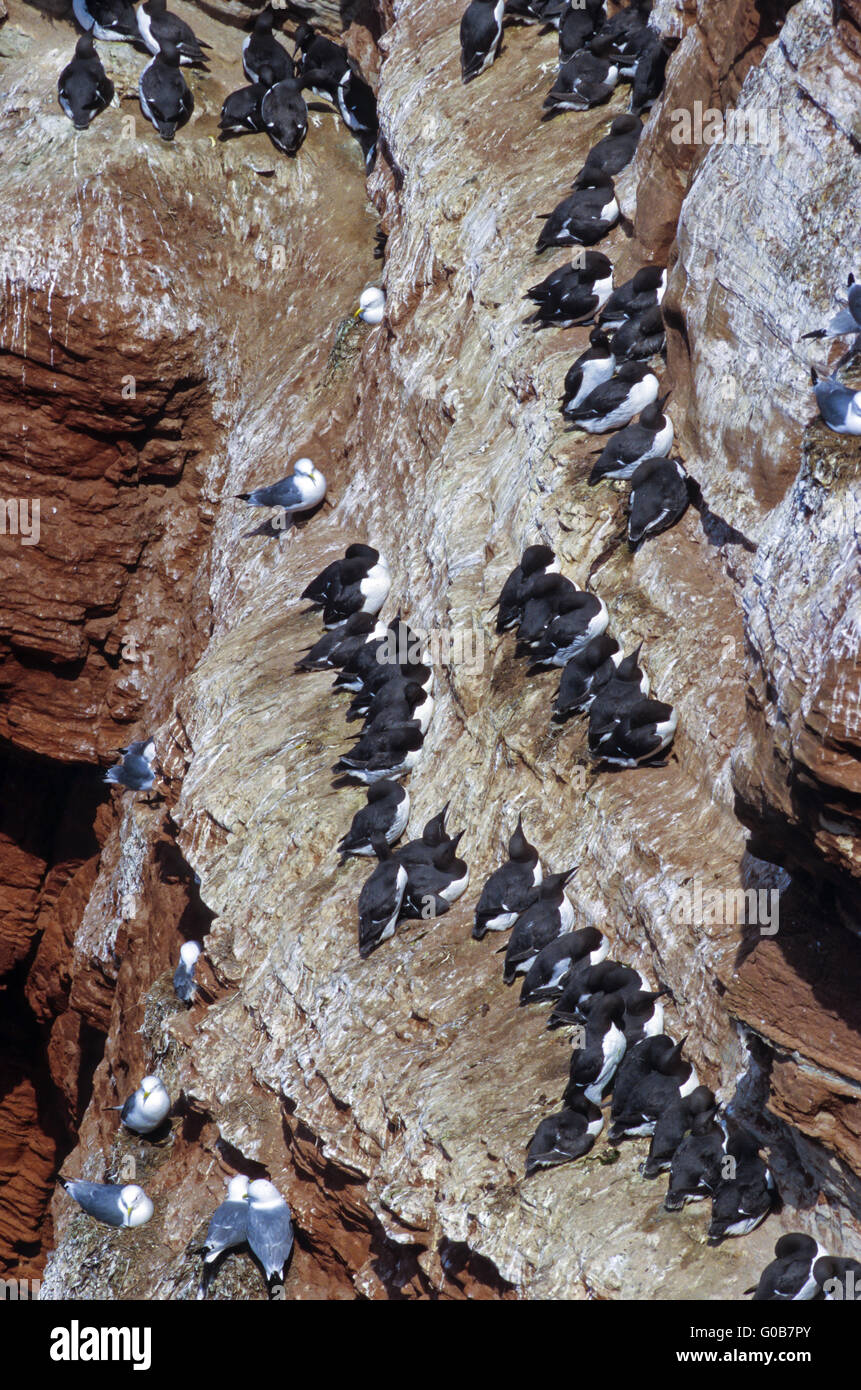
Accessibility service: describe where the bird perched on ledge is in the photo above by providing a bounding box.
[236,459,327,515]
[60,1179,153,1228]
[460,0,505,83]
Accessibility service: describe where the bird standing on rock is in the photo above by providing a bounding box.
[565,362,659,433]
[199,1175,250,1296]
[219,68,274,139]
[358,841,408,956]
[246,1179,294,1284]
[243,8,294,84]
[473,814,542,937]
[174,940,202,1002]
[460,0,505,83]
[137,0,211,65]
[73,0,138,41]
[58,35,114,129]
[260,78,308,155]
[236,459,326,516]
[139,40,194,140]
[536,172,619,251]
[586,398,673,481]
[627,456,691,546]
[525,1093,604,1174]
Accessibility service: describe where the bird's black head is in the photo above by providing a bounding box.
[520,543,555,576]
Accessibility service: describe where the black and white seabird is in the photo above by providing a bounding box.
[812,1254,861,1300]
[562,992,628,1104]
[576,114,642,182]
[608,1031,676,1124]
[513,572,580,649]
[335,67,377,137]
[707,1133,775,1243]
[173,939,202,1003]
[587,397,673,481]
[460,0,505,83]
[473,814,542,938]
[292,23,350,96]
[236,459,326,513]
[505,0,565,23]
[303,545,379,609]
[219,71,273,139]
[664,1097,726,1208]
[246,1179,294,1283]
[640,1085,716,1179]
[139,41,194,140]
[501,869,577,982]
[589,0,651,64]
[493,544,559,633]
[525,1094,604,1174]
[333,618,427,692]
[536,172,619,250]
[337,781,409,859]
[630,29,669,114]
[295,614,386,673]
[357,680,434,738]
[73,0,138,41]
[243,8,294,85]
[621,988,666,1044]
[519,926,609,1004]
[589,697,677,767]
[107,1075,171,1135]
[811,367,861,434]
[525,254,614,328]
[610,302,666,360]
[559,329,616,415]
[750,1234,830,1301]
[399,834,470,918]
[584,649,652,741]
[628,456,690,546]
[199,1175,250,1295]
[345,661,433,718]
[526,251,613,304]
[303,546,390,626]
[260,78,308,155]
[547,958,645,1029]
[58,35,115,128]
[558,0,606,60]
[358,842,408,956]
[607,1033,698,1142]
[60,1179,153,1228]
[566,362,659,433]
[552,633,621,719]
[524,590,609,667]
[392,804,451,865]
[335,725,425,783]
[137,0,211,65]
[599,265,667,328]
[543,50,618,115]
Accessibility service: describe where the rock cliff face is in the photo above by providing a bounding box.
[0,0,858,1298]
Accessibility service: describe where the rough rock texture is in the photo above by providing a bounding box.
[0,0,858,1297]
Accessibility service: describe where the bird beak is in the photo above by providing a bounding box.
[353,306,362,319]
